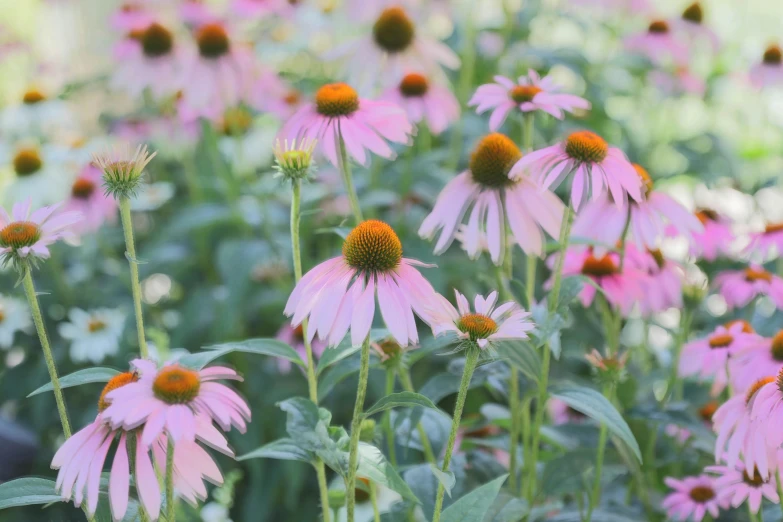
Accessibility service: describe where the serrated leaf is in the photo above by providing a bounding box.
[357,443,419,503]
[549,384,641,461]
[494,341,540,384]
[440,474,508,522]
[429,464,456,498]
[0,477,62,510]
[363,392,441,418]
[179,338,304,370]
[28,367,121,397]
[237,438,314,464]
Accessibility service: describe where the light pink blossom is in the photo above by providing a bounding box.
[714,265,783,310]
[746,223,783,259]
[690,209,734,261]
[706,461,778,513]
[381,73,459,135]
[0,199,81,264]
[275,323,327,373]
[663,475,725,522]
[750,45,783,89]
[625,20,688,66]
[111,22,183,100]
[729,331,783,395]
[62,164,117,236]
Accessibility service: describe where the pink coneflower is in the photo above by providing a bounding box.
[0,200,81,266]
[625,20,688,66]
[663,475,724,522]
[706,462,779,513]
[419,133,564,265]
[51,372,228,520]
[280,82,414,167]
[285,220,439,347]
[110,2,153,31]
[679,321,761,396]
[231,0,294,19]
[453,417,509,467]
[468,70,590,131]
[673,2,719,52]
[380,73,459,135]
[428,290,533,349]
[111,22,183,100]
[691,208,734,261]
[630,247,685,316]
[649,67,706,97]
[551,247,644,314]
[275,323,327,373]
[62,164,117,236]
[746,222,783,259]
[102,359,250,446]
[749,371,783,470]
[251,70,304,121]
[714,265,783,310]
[325,6,459,88]
[510,131,642,211]
[571,164,701,253]
[729,331,783,394]
[750,44,783,89]
[179,21,255,118]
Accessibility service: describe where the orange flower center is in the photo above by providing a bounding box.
[399,73,429,97]
[293,323,304,340]
[469,133,521,188]
[688,486,715,503]
[509,85,542,104]
[771,330,783,361]
[764,45,782,65]
[88,319,106,333]
[724,319,754,333]
[648,20,670,34]
[221,107,253,136]
[71,178,96,199]
[197,23,230,59]
[13,148,43,176]
[342,220,402,272]
[373,7,415,53]
[564,131,608,163]
[0,222,41,249]
[765,222,783,234]
[22,89,46,104]
[745,267,772,283]
[0,310,5,323]
[153,365,201,404]
[378,339,402,357]
[141,23,173,58]
[648,248,665,269]
[698,401,718,421]
[708,333,733,349]
[284,90,301,106]
[682,2,703,23]
[695,208,718,224]
[581,253,618,277]
[748,376,775,404]
[315,83,360,117]
[633,164,653,197]
[98,372,139,412]
[457,313,498,341]
[743,468,766,487]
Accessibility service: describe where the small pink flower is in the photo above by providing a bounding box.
[510,131,642,211]
[281,82,414,167]
[691,208,734,261]
[672,2,720,52]
[453,419,509,467]
[231,0,295,19]
[102,359,250,446]
[381,73,459,135]
[62,164,117,236]
[285,220,439,347]
[625,20,689,67]
[750,44,783,89]
[624,246,684,316]
[679,321,761,396]
[729,331,783,394]
[275,323,327,373]
[550,247,645,315]
[250,70,305,121]
[746,222,783,259]
[0,200,81,264]
[662,475,725,522]
[714,265,783,310]
[748,372,783,473]
[419,133,564,265]
[468,70,590,131]
[428,290,533,349]
[110,2,153,31]
[706,461,778,514]
[548,398,587,425]
[649,67,706,97]
[111,22,183,100]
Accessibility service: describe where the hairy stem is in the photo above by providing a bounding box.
[337,130,363,225]
[397,365,437,464]
[119,197,148,358]
[586,384,613,521]
[346,337,371,522]
[166,436,175,522]
[384,367,398,467]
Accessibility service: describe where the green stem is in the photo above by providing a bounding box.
[290,179,332,522]
[526,203,573,502]
[119,197,148,358]
[748,502,760,522]
[519,394,532,498]
[525,256,537,309]
[618,206,632,271]
[166,436,175,522]
[432,348,480,522]
[384,367,398,467]
[337,130,363,225]
[419,124,432,153]
[346,337,371,522]
[22,269,71,438]
[332,507,340,522]
[508,369,520,492]
[586,384,613,521]
[397,365,437,464]
[663,309,692,404]
[522,113,534,152]
[370,482,381,522]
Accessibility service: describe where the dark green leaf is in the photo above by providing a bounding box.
[363,392,441,418]
[0,478,62,510]
[237,438,314,464]
[495,341,540,384]
[27,367,120,397]
[180,338,304,370]
[440,474,508,522]
[429,464,456,498]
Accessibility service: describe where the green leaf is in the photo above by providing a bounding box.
[363,392,441,418]
[179,338,304,370]
[316,328,389,375]
[27,367,120,397]
[549,384,642,461]
[482,493,528,522]
[357,443,419,503]
[237,438,315,464]
[440,474,508,522]
[429,464,456,498]
[495,341,541,384]
[0,477,62,510]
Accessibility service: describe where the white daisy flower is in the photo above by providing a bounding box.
[0,88,74,140]
[216,110,277,177]
[0,142,73,208]
[0,294,31,349]
[58,308,126,364]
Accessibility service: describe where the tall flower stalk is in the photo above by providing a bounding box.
[118,197,148,358]
[337,133,364,224]
[274,139,331,522]
[346,336,372,522]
